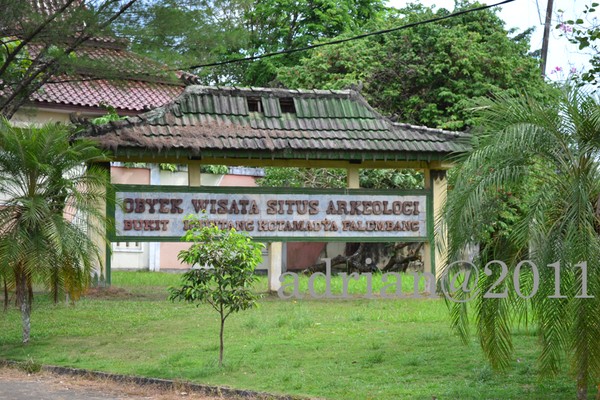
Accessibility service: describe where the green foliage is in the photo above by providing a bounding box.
[201,165,229,174]
[159,163,177,172]
[168,217,264,366]
[0,37,32,85]
[113,0,252,82]
[258,167,422,189]
[159,163,227,173]
[557,3,600,85]
[276,2,549,129]
[112,0,385,85]
[0,118,110,343]
[240,0,385,85]
[441,86,600,398]
[90,105,124,125]
[257,167,346,188]
[359,169,423,189]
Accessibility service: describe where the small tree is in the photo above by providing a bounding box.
[168,218,264,367]
[0,118,110,343]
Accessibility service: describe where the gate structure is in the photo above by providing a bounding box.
[81,86,469,288]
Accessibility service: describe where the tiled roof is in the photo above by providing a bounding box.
[14,1,184,113]
[28,40,184,113]
[27,0,83,16]
[82,86,469,161]
[33,75,184,112]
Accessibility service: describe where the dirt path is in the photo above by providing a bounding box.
[0,366,235,400]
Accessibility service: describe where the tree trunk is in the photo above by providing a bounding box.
[27,275,33,307]
[3,275,8,312]
[52,269,59,304]
[577,352,589,400]
[16,270,31,345]
[219,316,225,368]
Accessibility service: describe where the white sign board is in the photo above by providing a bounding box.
[112,187,429,241]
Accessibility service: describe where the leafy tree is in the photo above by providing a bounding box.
[240,0,385,85]
[169,218,263,367]
[0,0,141,119]
[112,0,385,85]
[276,2,549,130]
[258,167,423,189]
[258,167,347,188]
[558,2,599,85]
[441,86,600,399]
[112,0,252,83]
[0,118,110,343]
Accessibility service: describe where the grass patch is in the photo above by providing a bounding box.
[0,271,578,399]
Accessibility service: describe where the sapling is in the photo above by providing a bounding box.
[169,217,264,366]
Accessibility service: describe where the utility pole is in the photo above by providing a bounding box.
[540,0,555,76]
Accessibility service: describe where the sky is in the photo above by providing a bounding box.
[387,0,596,80]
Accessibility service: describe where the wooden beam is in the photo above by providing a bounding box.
[429,160,455,170]
[109,155,430,170]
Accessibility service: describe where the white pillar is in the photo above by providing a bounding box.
[188,163,202,187]
[94,162,110,285]
[422,168,433,276]
[347,166,360,189]
[422,168,448,280]
[268,242,283,292]
[148,164,161,271]
[432,170,448,280]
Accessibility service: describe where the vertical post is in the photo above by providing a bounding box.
[148,164,161,271]
[422,168,433,277]
[540,0,555,76]
[268,165,300,291]
[93,162,111,286]
[347,166,360,189]
[188,163,202,187]
[432,170,448,281]
[268,242,283,291]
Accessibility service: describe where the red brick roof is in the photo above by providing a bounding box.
[27,0,83,16]
[29,41,185,113]
[32,75,184,112]
[18,0,185,114]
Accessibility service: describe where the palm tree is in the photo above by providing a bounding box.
[442,86,600,399]
[0,118,110,344]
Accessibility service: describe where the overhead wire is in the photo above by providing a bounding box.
[36,0,520,84]
[169,0,519,72]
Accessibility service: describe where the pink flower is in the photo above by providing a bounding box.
[570,67,577,73]
[559,23,573,33]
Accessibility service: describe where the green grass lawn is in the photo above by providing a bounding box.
[0,271,578,399]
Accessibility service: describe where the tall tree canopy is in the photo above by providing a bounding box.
[114,1,549,128]
[275,2,548,129]
[112,0,386,85]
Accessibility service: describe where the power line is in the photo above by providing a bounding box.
[173,0,518,72]
[7,0,521,88]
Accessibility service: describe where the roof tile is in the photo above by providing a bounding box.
[83,85,470,159]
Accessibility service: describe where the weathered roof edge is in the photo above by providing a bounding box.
[85,85,467,139]
[79,85,471,161]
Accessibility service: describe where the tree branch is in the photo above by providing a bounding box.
[1,0,139,118]
[0,0,80,78]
